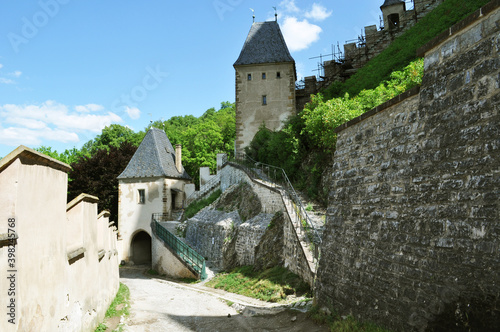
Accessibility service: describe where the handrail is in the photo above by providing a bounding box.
[185,162,227,207]
[151,214,207,280]
[231,153,322,248]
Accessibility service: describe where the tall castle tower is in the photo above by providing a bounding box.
[233,20,296,154]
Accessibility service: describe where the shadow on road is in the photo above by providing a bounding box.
[163,310,330,332]
[119,265,151,280]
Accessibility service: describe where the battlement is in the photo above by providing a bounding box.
[296,0,444,110]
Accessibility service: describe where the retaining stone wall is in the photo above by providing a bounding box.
[316,5,500,331]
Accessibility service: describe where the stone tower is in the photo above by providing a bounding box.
[233,20,296,154]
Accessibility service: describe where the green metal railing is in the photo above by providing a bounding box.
[151,214,207,280]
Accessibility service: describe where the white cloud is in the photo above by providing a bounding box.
[0,77,15,84]
[0,64,3,69]
[305,4,332,21]
[279,0,299,13]
[0,101,123,147]
[281,17,322,52]
[11,71,22,78]
[125,106,141,120]
[75,103,104,113]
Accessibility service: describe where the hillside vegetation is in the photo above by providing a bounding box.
[247,0,490,203]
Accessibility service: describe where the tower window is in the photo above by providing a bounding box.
[388,13,400,29]
[138,189,145,204]
[247,73,252,80]
[262,72,266,79]
[262,95,267,105]
[276,72,281,79]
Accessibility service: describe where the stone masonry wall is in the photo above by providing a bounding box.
[220,163,316,285]
[316,4,500,331]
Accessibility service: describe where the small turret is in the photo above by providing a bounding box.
[380,0,406,30]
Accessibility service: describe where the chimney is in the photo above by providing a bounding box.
[175,144,183,173]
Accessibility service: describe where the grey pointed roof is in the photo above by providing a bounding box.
[381,0,404,7]
[234,21,294,66]
[117,127,191,180]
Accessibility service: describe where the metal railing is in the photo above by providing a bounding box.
[231,153,322,254]
[151,214,207,280]
[185,172,221,207]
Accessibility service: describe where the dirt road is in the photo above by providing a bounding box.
[120,267,329,332]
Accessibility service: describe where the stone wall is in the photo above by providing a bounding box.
[235,62,296,154]
[316,3,499,331]
[220,163,316,286]
[220,163,284,214]
[185,209,239,267]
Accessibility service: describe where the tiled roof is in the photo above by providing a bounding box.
[117,127,191,180]
[381,0,405,7]
[234,21,294,66]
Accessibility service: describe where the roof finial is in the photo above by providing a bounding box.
[273,6,277,21]
[250,8,255,22]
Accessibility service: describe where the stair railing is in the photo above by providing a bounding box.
[151,213,207,280]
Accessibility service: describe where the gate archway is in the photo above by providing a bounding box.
[130,231,152,265]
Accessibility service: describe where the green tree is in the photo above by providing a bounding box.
[80,124,144,157]
[68,142,137,225]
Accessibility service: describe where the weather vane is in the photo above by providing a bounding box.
[250,8,255,22]
[273,6,277,21]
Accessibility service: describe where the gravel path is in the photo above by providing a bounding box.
[120,266,329,332]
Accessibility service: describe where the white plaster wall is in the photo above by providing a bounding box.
[199,167,213,187]
[0,150,119,332]
[118,177,163,262]
[118,177,190,262]
[151,235,197,279]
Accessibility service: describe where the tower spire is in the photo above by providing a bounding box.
[273,7,277,21]
[250,8,255,22]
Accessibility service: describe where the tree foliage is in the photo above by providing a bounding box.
[149,102,235,186]
[68,142,138,225]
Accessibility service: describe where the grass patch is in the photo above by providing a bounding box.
[105,283,130,318]
[206,265,311,303]
[307,305,390,332]
[147,269,159,276]
[95,283,130,332]
[184,189,222,219]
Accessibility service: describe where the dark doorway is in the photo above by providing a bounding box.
[388,13,400,29]
[131,231,152,265]
[171,191,177,210]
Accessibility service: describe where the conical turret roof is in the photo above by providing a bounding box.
[117,127,191,180]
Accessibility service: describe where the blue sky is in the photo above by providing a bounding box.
[0,0,386,158]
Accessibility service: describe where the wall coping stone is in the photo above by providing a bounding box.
[67,247,86,262]
[0,145,72,174]
[334,86,421,133]
[67,193,100,211]
[417,0,500,57]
